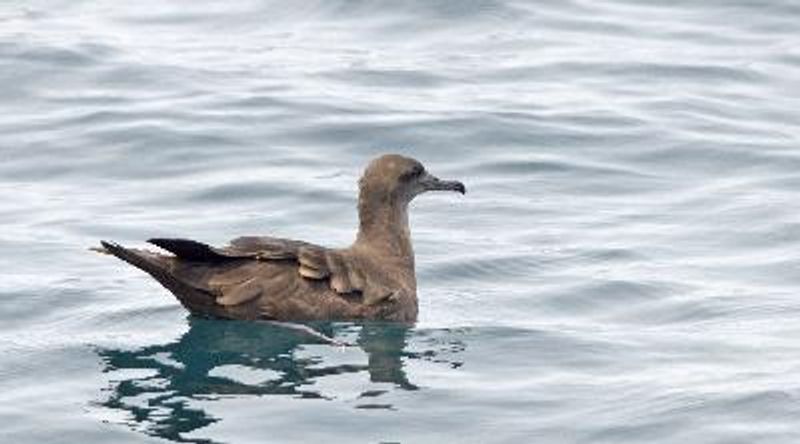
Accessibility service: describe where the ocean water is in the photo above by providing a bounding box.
[2,0,800,442]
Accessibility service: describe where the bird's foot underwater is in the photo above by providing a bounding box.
[259,320,354,347]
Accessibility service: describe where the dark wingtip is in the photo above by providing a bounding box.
[147,238,183,251]
[146,238,231,262]
[147,238,166,248]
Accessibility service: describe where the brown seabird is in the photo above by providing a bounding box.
[96,154,465,323]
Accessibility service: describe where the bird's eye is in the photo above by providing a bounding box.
[402,165,424,181]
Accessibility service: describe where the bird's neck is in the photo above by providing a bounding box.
[354,194,415,270]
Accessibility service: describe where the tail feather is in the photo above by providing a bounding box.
[99,241,226,317]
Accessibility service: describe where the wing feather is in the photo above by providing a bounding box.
[149,235,394,307]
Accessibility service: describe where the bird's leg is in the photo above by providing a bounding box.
[257,320,352,347]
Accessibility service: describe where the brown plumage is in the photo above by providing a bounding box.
[97,154,466,323]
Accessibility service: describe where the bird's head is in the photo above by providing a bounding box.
[359,154,466,205]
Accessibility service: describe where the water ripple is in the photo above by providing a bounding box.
[2,0,800,443]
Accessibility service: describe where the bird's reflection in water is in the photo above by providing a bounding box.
[96,318,465,443]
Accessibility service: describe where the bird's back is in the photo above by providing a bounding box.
[100,238,403,321]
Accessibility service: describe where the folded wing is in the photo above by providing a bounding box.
[147,236,396,310]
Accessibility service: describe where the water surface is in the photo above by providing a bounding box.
[2,1,800,443]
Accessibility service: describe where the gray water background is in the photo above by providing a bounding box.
[1,1,800,443]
